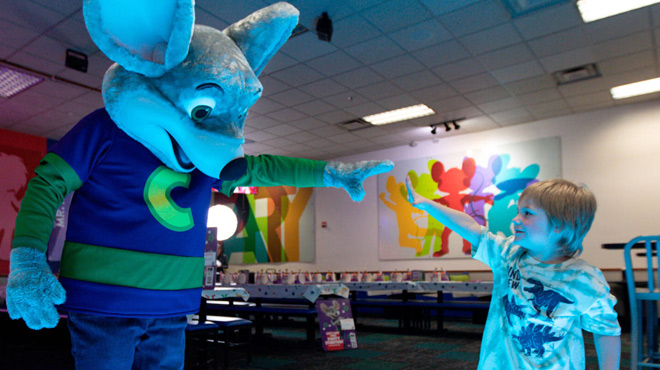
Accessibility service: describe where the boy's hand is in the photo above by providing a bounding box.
[405,175,426,209]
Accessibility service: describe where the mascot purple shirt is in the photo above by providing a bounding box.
[7,1,392,369]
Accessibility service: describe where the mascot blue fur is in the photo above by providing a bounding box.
[6,1,393,368]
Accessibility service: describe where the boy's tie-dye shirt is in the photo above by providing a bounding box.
[473,228,620,369]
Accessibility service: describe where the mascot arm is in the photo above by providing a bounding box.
[8,153,81,330]
[220,155,394,202]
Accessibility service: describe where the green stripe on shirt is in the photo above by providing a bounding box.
[59,242,204,290]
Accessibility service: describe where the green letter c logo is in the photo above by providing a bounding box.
[144,166,194,232]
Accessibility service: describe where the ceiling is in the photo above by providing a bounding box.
[2,0,660,160]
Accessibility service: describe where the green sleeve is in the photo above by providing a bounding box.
[12,153,83,253]
[219,154,327,196]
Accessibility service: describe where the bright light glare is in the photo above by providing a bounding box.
[362,104,435,125]
[610,77,660,100]
[207,205,238,241]
[577,0,660,23]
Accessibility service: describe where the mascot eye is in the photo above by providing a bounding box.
[191,105,212,122]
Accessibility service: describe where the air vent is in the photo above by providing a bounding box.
[338,118,371,132]
[552,63,600,85]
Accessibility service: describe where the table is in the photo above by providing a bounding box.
[203,283,349,341]
[199,287,249,322]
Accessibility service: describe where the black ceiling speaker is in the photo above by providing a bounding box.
[315,12,333,42]
[65,49,88,73]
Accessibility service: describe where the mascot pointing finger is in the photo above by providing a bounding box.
[6,1,393,369]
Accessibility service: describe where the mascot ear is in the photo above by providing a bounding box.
[224,2,299,76]
[83,0,194,78]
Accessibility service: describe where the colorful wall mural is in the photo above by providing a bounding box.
[215,185,315,264]
[0,129,48,275]
[378,137,561,260]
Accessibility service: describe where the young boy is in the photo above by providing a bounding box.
[406,176,620,369]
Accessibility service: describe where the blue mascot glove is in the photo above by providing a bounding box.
[6,247,66,330]
[323,160,394,201]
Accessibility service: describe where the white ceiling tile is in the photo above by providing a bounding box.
[344,101,386,117]
[287,130,322,143]
[269,64,325,87]
[490,60,545,83]
[527,27,590,57]
[412,40,472,68]
[261,136,297,148]
[308,137,340,148]
[489,107,533,123]
[557,76,611,98]
[264,124,303,136]
[245,115,282,130]
[327,132,362,143]
[356,80,403,100]
[315,109,355,124]
[592,31,654,60]
[433,57,487,82]
[419,0,480,16]
[538,47,595,73]
[505,74,557,94]
[527,99,572,118]
[477,97,522,114]
[268,108,307,122]
[268,88,314,106]
[361,0,434,33]
[565,91,614,111]
[305,51,363,77]
[512,3,582,40]
[584,7,651,44]
[438,0,511,37]
[464,85,511,104]
[288,116,330,130]
[391,70,443,90]
[598,50,655,76]
[249,97,284,115]
[1,1,62,33]
[260,76,292,95]
[314,124,348,137]
[428,95,473,112]
[459,23,522,55]
[262,53,299,75]
[448,73,500,93]
[370,54,426,79]
[517,88,563,105]
[299,78,349,98]
[0,19,40,49]
[30,0,81,15]
[389,19,453,51]
[324,91,369,108]
[246,130,277,142]
[477,43,535,70]
[332,67,384,89]
[46,17,96,54]
[294,99,337,115]
[344,36,406,65]
[377,94,420,110]
[278,32,338,62]
[409,83,458,103]
[331,14,383,48]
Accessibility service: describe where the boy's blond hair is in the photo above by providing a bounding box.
[518,178,596,257]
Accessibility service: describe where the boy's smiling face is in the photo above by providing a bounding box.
[512,199,567,263]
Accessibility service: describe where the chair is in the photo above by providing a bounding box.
[624,235,660,369]
[206,315,252,369]
[185,320,220,370]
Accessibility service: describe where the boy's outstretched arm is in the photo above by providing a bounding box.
[593,333,620,370]
[405,175,481,246]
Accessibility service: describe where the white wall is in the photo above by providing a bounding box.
[236,99,660,275]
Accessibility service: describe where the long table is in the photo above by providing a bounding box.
[202,283,349,341]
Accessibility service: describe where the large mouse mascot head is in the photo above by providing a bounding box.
[6,1,392,368]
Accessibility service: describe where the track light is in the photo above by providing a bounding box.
[430,118,465,135]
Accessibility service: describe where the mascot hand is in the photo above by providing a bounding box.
[7,248,66,330]
[323,160,394,201]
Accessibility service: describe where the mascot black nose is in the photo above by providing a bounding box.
[220,157,248,180]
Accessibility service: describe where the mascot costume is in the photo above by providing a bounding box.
[6,1,393,369]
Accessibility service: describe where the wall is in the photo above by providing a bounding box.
[238,99,660,275]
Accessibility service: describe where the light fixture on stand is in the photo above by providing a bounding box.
[430,118,465,135]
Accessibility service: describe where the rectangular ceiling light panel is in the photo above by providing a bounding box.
[362,104,435,125]
[577,0,660,22]
[0,66,44,98]
[610,77,660,99]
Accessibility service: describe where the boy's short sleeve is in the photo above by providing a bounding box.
[473,226,512,269]
[581,292,621,336]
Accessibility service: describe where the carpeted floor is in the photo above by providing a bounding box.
[221,318,631,370]
[0,314,632,370]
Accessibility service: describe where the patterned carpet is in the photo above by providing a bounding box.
[222,318,631,370]
[0,314,632,370]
